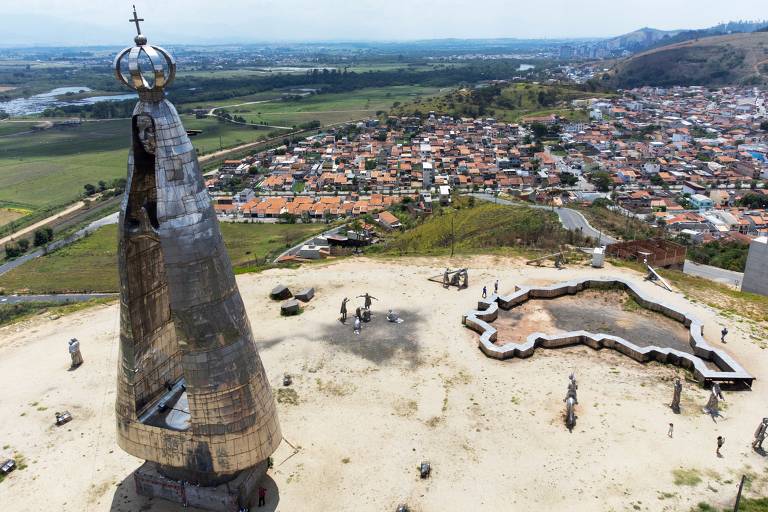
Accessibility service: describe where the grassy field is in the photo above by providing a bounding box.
[0,117,284,211]
[0,298,115,328]
[574,203,658,241]
[372,198,584,257]
[203,85,445,128]
[0,222,327,294]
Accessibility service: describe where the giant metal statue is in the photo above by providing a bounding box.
[113,8,280,509]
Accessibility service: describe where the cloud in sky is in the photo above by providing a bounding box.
[2,0,765,45]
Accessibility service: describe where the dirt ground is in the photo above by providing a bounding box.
[0,255,766,512]
[493,289,693,354]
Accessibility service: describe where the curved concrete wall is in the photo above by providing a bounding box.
[462,278,753,386]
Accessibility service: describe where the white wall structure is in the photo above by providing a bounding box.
[742,236,768,296]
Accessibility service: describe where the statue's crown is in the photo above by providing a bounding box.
[113,7,175,102]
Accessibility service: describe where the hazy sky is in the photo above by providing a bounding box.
[2,0,765,46]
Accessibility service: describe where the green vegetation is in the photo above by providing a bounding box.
[196,85,443,129]
[220,222,327,268]
[0,117,284,212]
[0,297,116,327]
[611,258,768,324]
[606,32,768,88]
[392,83,596,122]
[372,197,589,257]
[0,222,327,294]
[685,240,749,272]
[575,200,658,241]
[672,468,702,486]
[693,498,768,512]
[738,193,768,209]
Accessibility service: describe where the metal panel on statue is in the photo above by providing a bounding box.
[112,8,281,503]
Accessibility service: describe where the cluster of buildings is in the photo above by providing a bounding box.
[205,86,767,246]
[566,86,768,241]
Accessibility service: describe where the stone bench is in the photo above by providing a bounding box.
[295,287,315,302]
[270,284,292,300]
[281,299,301,316]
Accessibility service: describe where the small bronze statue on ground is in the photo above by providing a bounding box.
[671,377,682,414]
[68,338,83,368]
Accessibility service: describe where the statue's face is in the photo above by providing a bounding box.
[135,114,156,155]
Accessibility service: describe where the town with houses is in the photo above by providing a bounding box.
[205,85,768,248]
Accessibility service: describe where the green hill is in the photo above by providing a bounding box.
[377,200,588,256]
[391,83,598,122]
[605,32,768,88]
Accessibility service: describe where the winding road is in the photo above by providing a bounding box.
[470,193,744,286]
[469,193,617,245]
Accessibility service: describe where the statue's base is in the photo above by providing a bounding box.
[133,461,267,512]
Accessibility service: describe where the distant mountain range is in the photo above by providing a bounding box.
[562,21,768,60]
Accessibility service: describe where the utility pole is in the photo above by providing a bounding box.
[450,214,455,258]
[733,474,746,512]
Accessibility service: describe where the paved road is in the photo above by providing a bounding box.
[683,260,743,288]
[469,193,617,245]
[0,212,119,277]
[0,293,116,304]
[470,193,745,287]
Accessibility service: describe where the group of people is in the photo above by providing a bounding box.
[339,293,401,334]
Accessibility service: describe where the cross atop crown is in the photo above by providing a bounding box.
[114,5,176,101]
[129,5,144,36]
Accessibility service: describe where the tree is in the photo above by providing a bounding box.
[84,183,96,196]
[17,239,29,252]
[530,123,548,139]
[560,173,578,186]
[33,228,53,247]
[112,178,127,194]
[738,193,768,209]
[97,180,108,192]
[761,120,768,132]
[591,171,612,192]
[4,243,22,259]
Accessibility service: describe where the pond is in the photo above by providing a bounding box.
[0,86,137,116]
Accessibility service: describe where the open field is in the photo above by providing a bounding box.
[0,222,327,294]
[210,85,445,128]
[0,256,766,511]
[0,207,28,228]
[0,117,284,211]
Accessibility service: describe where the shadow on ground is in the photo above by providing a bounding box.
[109,470,279,512]
[256,309,423,366]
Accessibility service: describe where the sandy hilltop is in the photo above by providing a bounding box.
[0,256,766,512]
